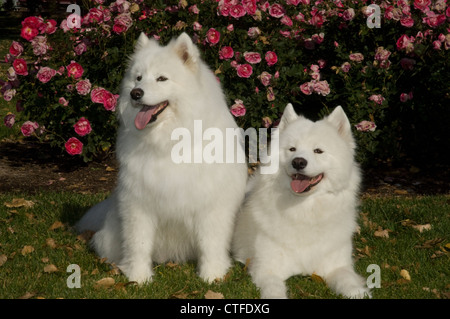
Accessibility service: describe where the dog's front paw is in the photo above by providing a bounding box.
[119,262,153,284]
[198,259,230,283]
[344,286,372,299]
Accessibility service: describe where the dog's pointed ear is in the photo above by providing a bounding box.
[135,32,149,50]
[173,32,199,69]
[278,103,298,131]
[326,106,355,146]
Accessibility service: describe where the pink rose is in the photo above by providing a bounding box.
[31,35,49,56]
[13,58,28,76]
[400,16,414,27]
[258,71,272,86]
[300,82,313,95]
[76,79,92,95]
[422,11,446,28]
[36,66,56,83]
[242,0,257,15]
[67,61,84,79]
[341,62,351,73]
[230,99,246,117]
[3,89,16,101]
[74,117,92,136]
[281,15,293,27]
[91,87,117,111]
[265,51,277,66]
[43,19,57,34]
[266,86,275,101]
[20,25,39,41]
[9,41,24,56]
[342,8,355,21]
[21,121,39,137]
[74,42,87,55]
[413,0,431,12]
[355,121,376,132]
[247,27,260,38]
[113,13,133,34]
[236,64,253,78]
[262,116,272,128]
[269,3,285,18]
[400,92,413,102]
[65,137,83,155]
[206,28,220,45]
[59,97,69,106]
[309,10,324,27]
[229,4,246,19]
[313,80,330,96]
[244,51,261,64]
[4,113,15,128]
[193,21,202,31]
[374,47,391,61]
[368,94,385,105]
[219,46,234,60]
[396,34,414,51]
[349,53,364,62]
[432,40,442,50]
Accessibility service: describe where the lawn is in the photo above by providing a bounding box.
[0,192,448,299]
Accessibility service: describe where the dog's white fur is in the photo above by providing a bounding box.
[232,104,371,299]
[76,33,247,284]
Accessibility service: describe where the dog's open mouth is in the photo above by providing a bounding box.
[290,173,324,194]
[134,101,169,130]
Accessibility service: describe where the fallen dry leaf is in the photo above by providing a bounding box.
[76,230,95,243]
[204,290,224,299]
[43,264,58,273]
[411,224,431,233]
[95,277,115,289]
[0,254,7,266]
[21,245,34,256]
[18,291,37,299]
[311,272,325,284]
[400,269,411,281]
[374,227,391,238]
[415,238,445,249]
[46,238,57,249]
[49,221,64,231]
[4,198,35,208]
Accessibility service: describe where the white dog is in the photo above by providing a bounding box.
[76,33,247,284]
[232,104,371,298]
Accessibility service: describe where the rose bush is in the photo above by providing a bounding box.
[1,0,449,165]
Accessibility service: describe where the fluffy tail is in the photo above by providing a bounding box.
[75,197,112,233]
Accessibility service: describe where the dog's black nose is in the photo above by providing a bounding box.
[292,157,307,170]
[130,88,144,100]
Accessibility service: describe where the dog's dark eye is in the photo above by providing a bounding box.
[136,75,142,81]
[157,76,168,82]
[289,147,296,152]
[314,148,323,154]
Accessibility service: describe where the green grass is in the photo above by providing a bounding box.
[0,192,449,299]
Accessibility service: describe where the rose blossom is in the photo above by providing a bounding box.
[36,66,56,83]
[219,46,234,60]
[400,91,413,102]
[341,62,351,73]
[67,61,84,79]
[422,11,446,28]
[267,86,275,101]
[269,3,285,18]
[355,121,376,132]
[13,58,28,76]
[374,47,391,61]
[230,99,246,117]
[242,0,256,15]
[59,97,69,106]
[206,28,220,45]
[31,35,49,56]
[349,53,364,62]
[244,52,261,64]
[313,80,330,96]
[258,71,272,86]
[236,64,253,78]
[300,82,313,95]
[4,113,15,128]
[396,34,415,51]
[3,89,16,101]
[368,94,385,105]
[21,121,39,136]
[247,27,261,38]
[414,0,431,12]
[113,12,133,34]
[342,8,355,21]
[229,4,246,19]
[91,87,117,111]
[74,117,92,136]
[76,79,92,95]
[262,116,272,128]
[193,21,202,31]
[265,51,277,66]
[9,41,24,57]
[65,137,83,155]
[20,17,41,41]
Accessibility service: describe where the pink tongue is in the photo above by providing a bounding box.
[135,105,157,130]
[291,179,310,193]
